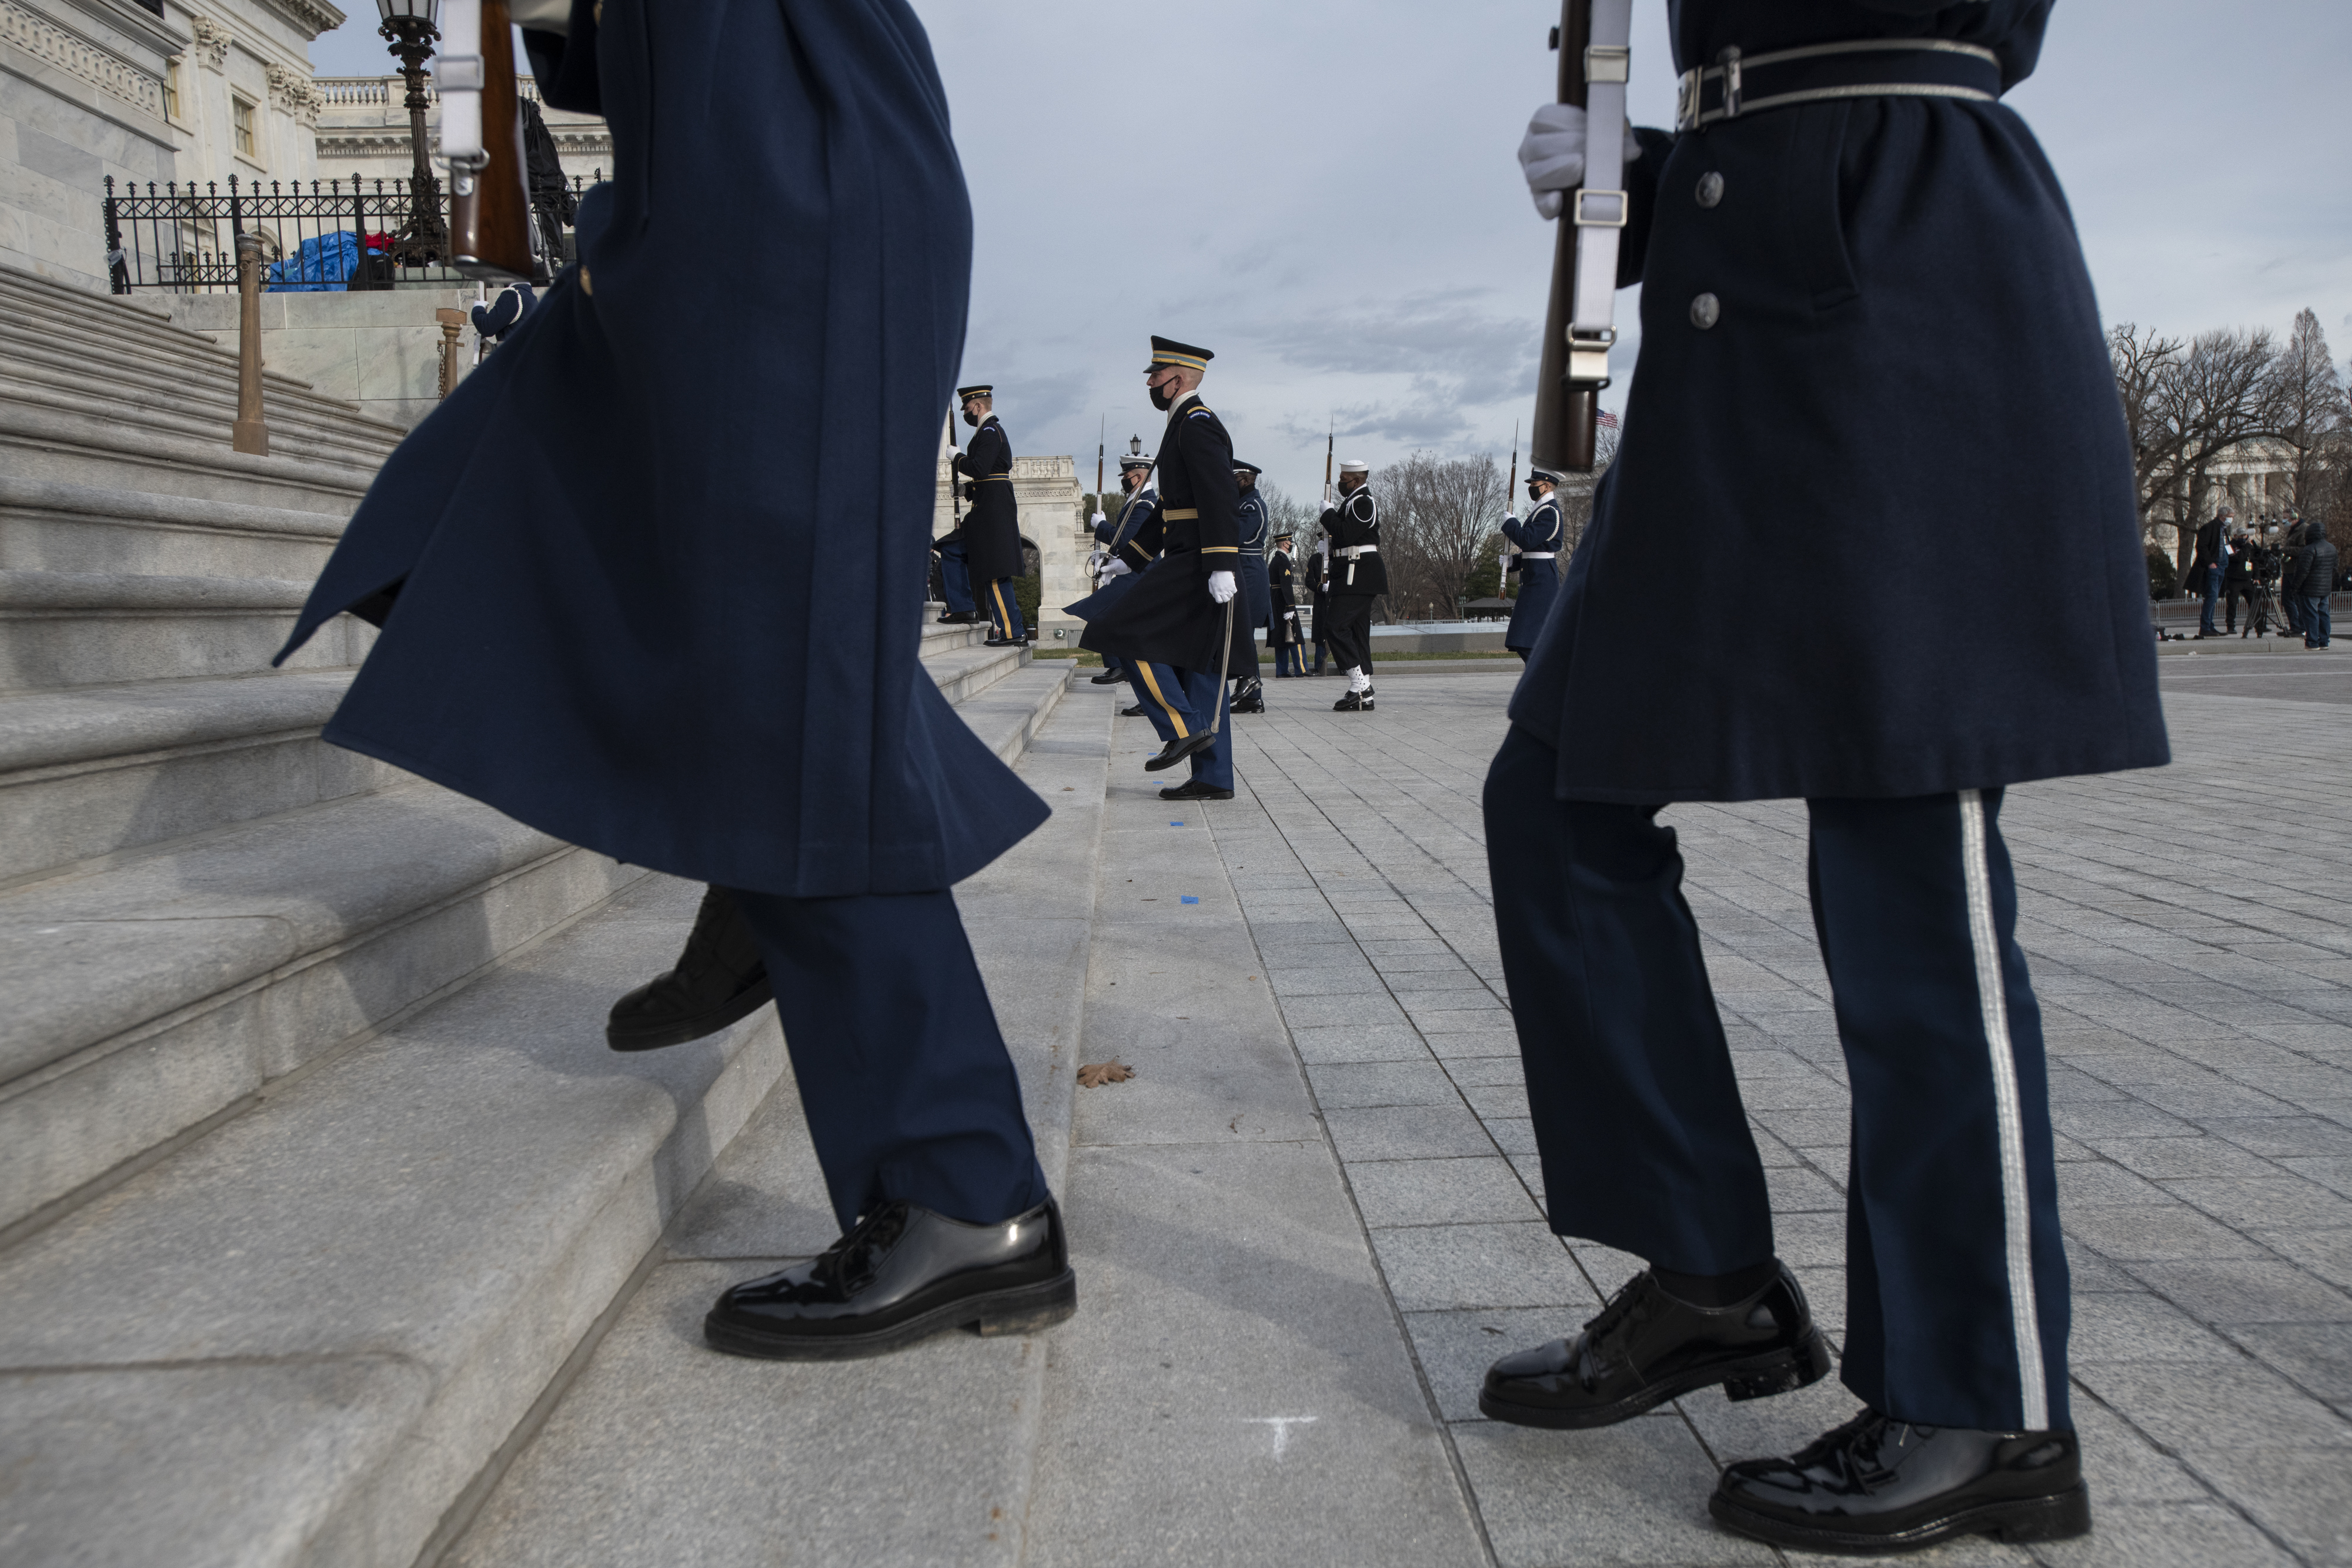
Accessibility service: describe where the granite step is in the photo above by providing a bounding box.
[0,569,360,692]
[0,399,380,518]
[0,472,351,583]
[0,636,1064,1241]
[0,661,1088,1568]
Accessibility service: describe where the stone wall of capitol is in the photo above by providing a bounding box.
[933,454,1089,638]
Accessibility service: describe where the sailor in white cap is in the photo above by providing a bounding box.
[1318,459,1385,710]
[1499,466,1568,661]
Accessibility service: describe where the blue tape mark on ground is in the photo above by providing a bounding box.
[1181,895,1200,904]
[1170,821,1184,827]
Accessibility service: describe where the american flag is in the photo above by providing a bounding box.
[1598,410,1620,429]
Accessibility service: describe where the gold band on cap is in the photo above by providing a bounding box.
[1151,352,1210,372]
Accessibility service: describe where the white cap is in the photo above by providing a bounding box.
[1338,457,1369,474]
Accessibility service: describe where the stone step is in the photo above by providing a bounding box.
[0,638,1066,1241]
[0,333,408,474]
[0,264,369,394]
[0,472,349,582]
[0,660,1085,1568]
[438,680,1112,1568]
[0,400,377,519]
[0,569,362,692]
[0,619,1017,884]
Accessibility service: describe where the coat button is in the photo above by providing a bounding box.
[1690,292,1720,329]
[1695,171,1725,208]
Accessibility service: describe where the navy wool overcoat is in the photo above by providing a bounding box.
[1513,0,2166,802]
[273,0,1047,896]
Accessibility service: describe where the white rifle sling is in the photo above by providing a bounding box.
[437,0,486,176]
[1568,0,1633,386]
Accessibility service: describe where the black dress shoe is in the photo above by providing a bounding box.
[1144,732,1215,771]
[984,634,1019,648]
[704,1198,1076,1360]
[936,610,975,624]
[1332,687,1375,711]
[1090,669,1125,684]
[606,885,773,1051]
[1120,703,1145,717]
[1710,1409,2091,1554]
[1160,780,1234,801]
[1481,1262,1830,1429]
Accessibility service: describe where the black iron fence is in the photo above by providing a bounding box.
[100,171,598,295]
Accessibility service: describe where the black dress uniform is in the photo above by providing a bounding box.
[275,0,1071,1358]
[1232,467,1271,712]
[1267,537,1302,677]
[1305,542,1331,674]
[1482,1,2163,1544]
[1498,474,1565,658]
[1318,475,1385,706]
[953,397,1025,641]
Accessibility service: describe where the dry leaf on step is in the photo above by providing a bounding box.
[1077,1060,1135,1088]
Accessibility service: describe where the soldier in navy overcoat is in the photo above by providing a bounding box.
[1475,1,2165,1552]
[952,386,1028,646]
[1075,337,1254,803]
[1080,453,1157,686]
[1498,466,1566,659]
[1266,531,1303,678]
[270,0,1074,1361]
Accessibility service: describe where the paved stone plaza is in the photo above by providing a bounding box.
[1185,655,2352,1568]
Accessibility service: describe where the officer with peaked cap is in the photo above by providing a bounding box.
[1075,336,1253,802]
[1319,458,1384,710]
[1231,461,1271,713]
[952,384,1028,647]
[1499,466,1566,660]
[275,0,1074,1362]
[1473,2,2167,1553]
[1267,530,1303,678]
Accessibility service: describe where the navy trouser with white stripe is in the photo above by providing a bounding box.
[1484,725,2070,1432]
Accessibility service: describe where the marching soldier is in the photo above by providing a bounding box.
[278,0,1074,1362]
[1232,462,1271,713]
[1267,530,1304,678]
[952,385,1028,647]
[1319,459,1384,710]
[1084,452,1157,687]
[1076,336,1253,803]
[1477,1,2166,1553]
[1305,534,1331,675]
[1499,466,1566,661]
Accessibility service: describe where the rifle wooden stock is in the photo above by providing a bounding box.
[449,0,533,283]
[1532,0,1601,475]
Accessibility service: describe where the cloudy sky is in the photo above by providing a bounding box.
[313,1,2350,491]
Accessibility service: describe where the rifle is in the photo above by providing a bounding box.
[1504,419,1521,578]
[1530,0,1632,475]
[438,0,534,282]
[1092,417,1107,589]
[1321,422,1335,510]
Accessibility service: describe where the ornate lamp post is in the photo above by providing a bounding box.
[1128,434,1142,458]
[376,0,446,258]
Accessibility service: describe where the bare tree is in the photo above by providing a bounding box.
[2270,309,2347,519]
[2108,324,2280,577]
[1369,452,1509,620]
[1258,481,1321,543]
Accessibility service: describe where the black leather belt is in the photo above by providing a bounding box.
[1676,38,2002,132]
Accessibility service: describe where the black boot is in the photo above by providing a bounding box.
[1710,1410,2091,1554]
[1480,1262,1830,1429]
[704,1198,1075,1360]
[605,885,773,1052]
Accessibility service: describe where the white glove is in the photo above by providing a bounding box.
[1090,511,1106,526]
[1087,549,1108,571]
[1101,558,1131,579]
[1208,570,1237,604]
[1519,103,1643,219]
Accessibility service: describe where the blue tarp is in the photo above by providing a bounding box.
[266,230,359,292]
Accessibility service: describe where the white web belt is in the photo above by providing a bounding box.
[1568,0,1634,386]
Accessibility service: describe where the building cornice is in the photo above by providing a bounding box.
[248,0,342,42]
[0,0,169,115]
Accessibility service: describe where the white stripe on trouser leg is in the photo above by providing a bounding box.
[1958,788,2049,1430]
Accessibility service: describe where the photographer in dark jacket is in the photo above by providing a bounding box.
[2219,526,2255,635]
[2288,520,2336,649]
[2189,509,2231,638]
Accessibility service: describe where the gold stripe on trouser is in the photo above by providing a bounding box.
[990,580,1013,631]
[1135,662,1189,738]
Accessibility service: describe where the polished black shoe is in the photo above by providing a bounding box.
[1090,669,1125,684]
[1481,1262,1830,1429]
[1332,687,1374,711]
[1160,780,1234,801]
[606,885,773,1051]
[1144,731,1215,771]
[1710,1409,2091,1554]
[984,634,1020,648]
[704,1198,1076,1360]
[1119,703,1145,717]
[1231,677,1265,714]
[936,610,975,624]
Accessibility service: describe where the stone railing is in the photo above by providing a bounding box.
[312,73,546,106]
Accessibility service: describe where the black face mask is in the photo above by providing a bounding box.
[1148,382,1175,412]
[963,408,982,427]
[1526,484,1542,503]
